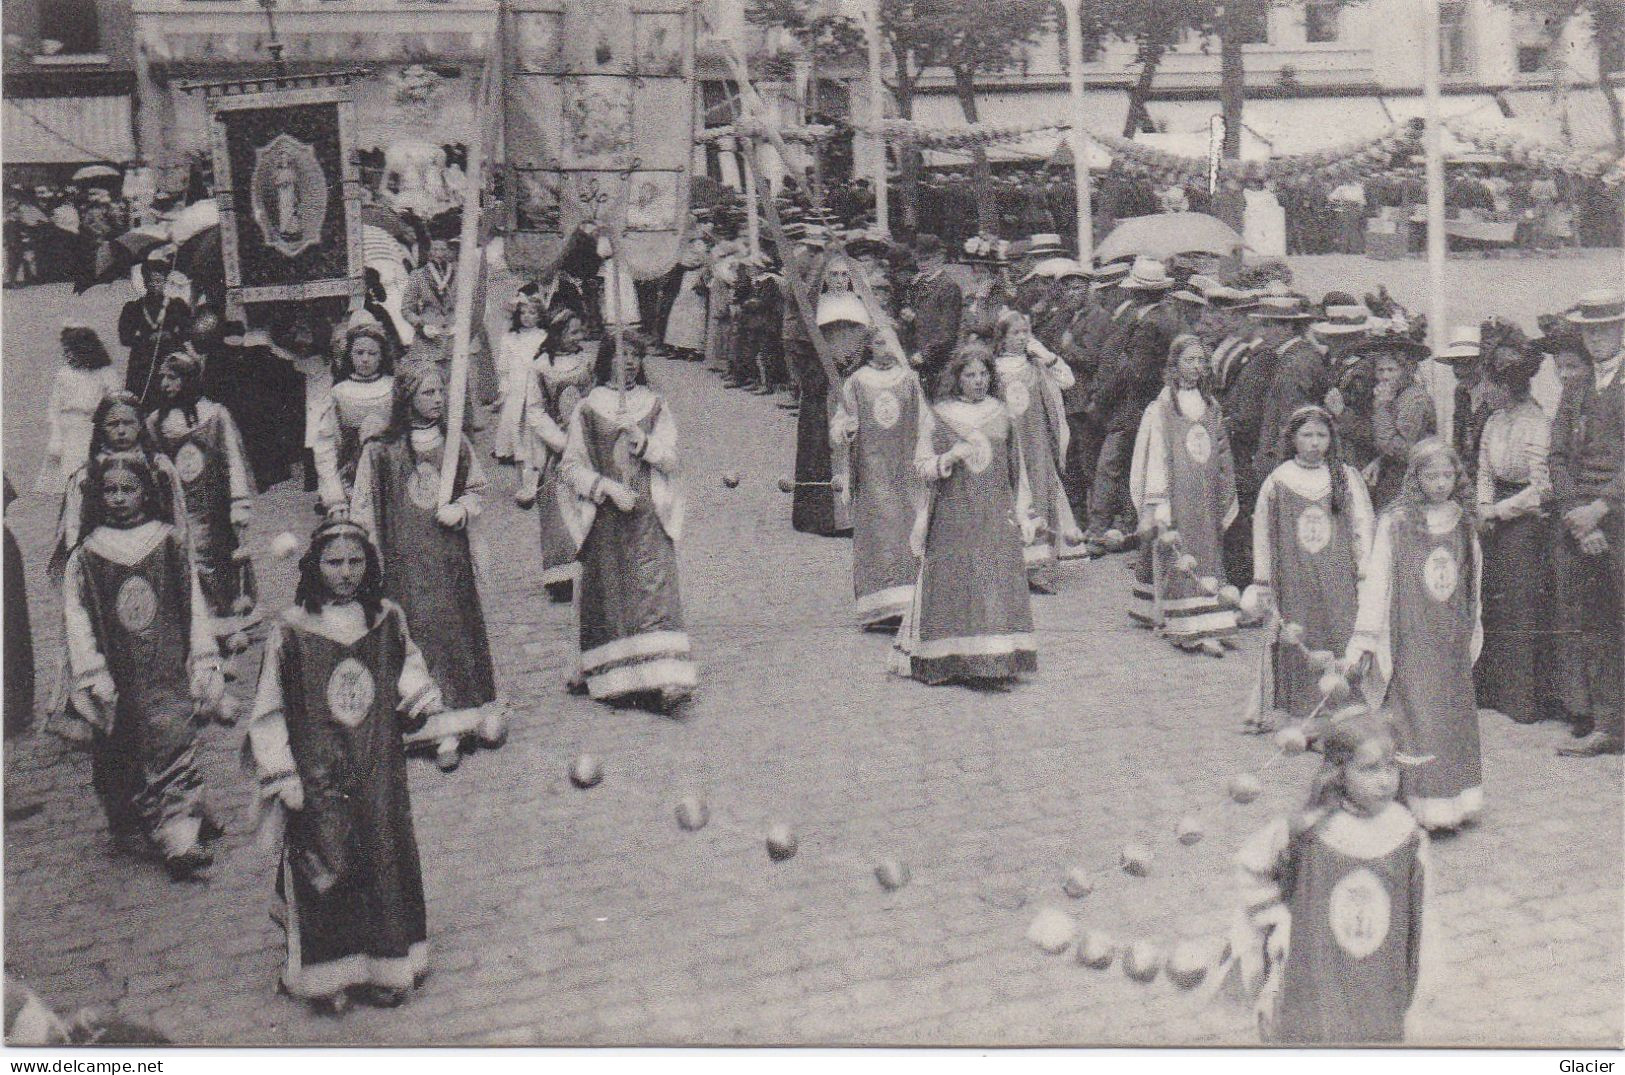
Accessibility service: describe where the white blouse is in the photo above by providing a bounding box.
[1475,400,1550,520]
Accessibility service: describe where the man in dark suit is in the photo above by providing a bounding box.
[1058,260,1129,523]
[118,256,191,406]
[900,234,962,393]
[1550,290,1624,757]
[1251,295,1333,481]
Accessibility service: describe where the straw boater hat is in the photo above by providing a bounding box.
[1564,289,1625,325]
[1312,303,1373,337]
[1121,257,1175,291]
[1090,259,1133,291]
[1249,294,1317,321]
[1435,324,1481,364]
[1023,233,1068,259]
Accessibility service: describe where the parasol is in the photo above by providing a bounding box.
[361,204,415,248]
[361,224,410,270]
[1093,212,1246,265]
[173,223,224,311]
[167,198,219,246]
[77,224,172,293]
[71,164,121,183]
[1023,256,1088,280]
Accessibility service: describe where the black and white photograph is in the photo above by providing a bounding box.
[1,0,1622,1056]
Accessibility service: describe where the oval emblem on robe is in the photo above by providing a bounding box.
[325,658,376,728]
[115,576,158,634]
[1423,545,1458,603]
[964,430,993,474]
[1185,424,1212,464]
[1297,504,1332,555]
[1328,867,1391,959]
[871,389,901,430]
[408,462,441,511]
[174,442,206,484]
[1003,380,1031,417]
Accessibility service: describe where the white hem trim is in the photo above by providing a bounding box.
[581,630,691,672]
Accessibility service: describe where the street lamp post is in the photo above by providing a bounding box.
[1422,0,1449,432]
[866,0,889,234]
[1062,0,1092,263]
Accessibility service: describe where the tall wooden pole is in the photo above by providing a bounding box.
[1063,0,1093,263]
[866,0,889,233]
[1422,0,1449,434]
[742,135,762,258]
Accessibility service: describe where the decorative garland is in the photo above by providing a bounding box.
[1088,124,1418,186]
[698,121,836,144]
[851,117,1073,151]
[1442,115,1625,189]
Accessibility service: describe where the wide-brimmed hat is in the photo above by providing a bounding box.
[1023,233,1068,258]
[1249,294,1317,321]
[1312,303,1373,337]
[1122,256,1175,291]
[1491,345,1545,380]
[1090,259,1132,291]
[1169,288,1208,307]
[1528,329,1584,356]
[1564,289,1625,325]
[1435,324,1481,363]
[1363,320,1431,360]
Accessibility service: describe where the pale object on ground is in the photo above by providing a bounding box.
[1123,941,1163,983]
[766,823,797,861]
[1120,843,1153,876]
[1228,772,1263,804]
[569,754,603,789]
[1062,866,1094,898]
[1175,816,1204,846]
[1027,908,1076,954]
[1076,929,1116,969]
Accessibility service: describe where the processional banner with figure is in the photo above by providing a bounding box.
[504,0,696,280]
[207,85,363,318]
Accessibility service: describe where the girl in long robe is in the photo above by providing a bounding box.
[493,292,547,464]
[831,327,926,628]
[1129,334,1240,656]
[247,520,443,1014]
[663,242,708,358]
[559,335,697,712]
[1236,712,1431,1044]
[890,345,1038,686]
[36,324,119,498]
[50,391,187,584]
[351,363,500,770]
[522,309,597,602]
[312,320,396,518]
[991,311,1081,593]
[146,350,259,636]
[1345,438,1483,832]
[1246,406,1374,730]
[61,451,224,879]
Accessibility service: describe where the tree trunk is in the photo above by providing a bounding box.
[1122,38,1167,137]
[891,51,921,235]
[1219,1,1245,159]
[952,66,996,235]
[1593,0,1625,154]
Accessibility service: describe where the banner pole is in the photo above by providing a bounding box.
[1422,0,1449,435]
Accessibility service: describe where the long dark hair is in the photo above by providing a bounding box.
[61,325,112,371]
[592,333,649,388]
[81,451,163,536]
[1163,333,1218,406]
[294,521,385,623]
[376,361,445,443]
[1391,436,1478,603]
[1281,405,1349,516]
[87,391,161,462]
[334,321,395,384]
[935,342,1000,403]
[1292,708,1396,839]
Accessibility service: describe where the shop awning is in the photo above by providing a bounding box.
[1239,95,1395,154]
[3,94,134,164]
[1503,87,1621,151]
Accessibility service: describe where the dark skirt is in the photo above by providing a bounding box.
[1475,505,1554,722]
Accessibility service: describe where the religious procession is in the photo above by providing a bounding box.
[1,0,1622,1054]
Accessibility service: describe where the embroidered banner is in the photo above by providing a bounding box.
[503,0,695,280]
[207,85,362,317]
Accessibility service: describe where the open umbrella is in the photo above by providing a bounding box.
[362,224,410,271]
[361,204,415,248]
[174,223,224,311]
[77,224,173,293]
[72,164,121,183]
[1094,212,1246,265]
[167,198,219,246]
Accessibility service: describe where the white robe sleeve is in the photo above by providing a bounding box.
[215,404,256,502]
[1344,464,1376,568]
[643,399,685,542]
[1128,397,1171,529]
[1252,470,1279,585]
[396,609,443,718]
[186,549,221,672]
[455,443,488,521]
[558,401,600,550]
[1348,511,1396,683]
[247,621,297,783]
[349,443,382,543]
[61,548,106,689]
[830,375,859,447]
[310,394,345,509]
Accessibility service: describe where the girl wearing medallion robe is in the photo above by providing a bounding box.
[312,319,396,518]
[1344,438,1483,832]
[831,327,926,628]
[146,350,258,634]
[890,345,1038,686]
[60,451,223,879]
[1246,406,1374,730]
[1129,335,1240,656]
[1236,713,1432,1044]
[522,309,597,602]
[350,363,500,770]
[991,310,1082,593]
[559,335,697,712]
[248,520,444,1014]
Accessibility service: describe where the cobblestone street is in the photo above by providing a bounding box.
[3,267,1621,1047]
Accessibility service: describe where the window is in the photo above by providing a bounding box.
[36,0,99,57]
[1440,1,1472,76]
[1517,44,1548,73]
[1229,0,1269,45]
[1305,1,1340,44]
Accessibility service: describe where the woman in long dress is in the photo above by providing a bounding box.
[146,350,259,634]
[312,319,396,518]
[831,326,926,628]
[60,451,224,879]
[890,344,1038,686]
[1345,437,1483,832]
[36,324,119,498]
[523,308,597,602]
[1474,348,1553,724]
[663,242,708,359]
[492,292,548,464]
[1129,334,1240,656]
[247,519,444,1014]
[351,362,500,770]
[559,335,697,712]
[1247,405,1374,730]
[991,310,1082,593]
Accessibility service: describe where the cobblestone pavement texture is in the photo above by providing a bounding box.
[3,257,1621,1047]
